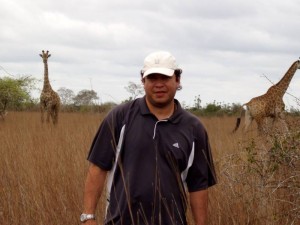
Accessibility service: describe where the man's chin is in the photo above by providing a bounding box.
[152,98,173,107]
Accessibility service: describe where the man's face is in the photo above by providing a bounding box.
[143,73,179,107]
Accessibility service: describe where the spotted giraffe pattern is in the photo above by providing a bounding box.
[39,50,61,124]
[233,60,300,134]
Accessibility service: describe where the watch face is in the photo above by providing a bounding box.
[80,214,86,222]
[80,214,95,222]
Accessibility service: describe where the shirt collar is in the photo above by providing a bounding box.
[138,96,182,124]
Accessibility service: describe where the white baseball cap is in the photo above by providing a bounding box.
[141,51,182,78]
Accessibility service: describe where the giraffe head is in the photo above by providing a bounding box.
[39,50,51,63]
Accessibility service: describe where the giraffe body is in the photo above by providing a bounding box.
[233,60,300,134]
[39,50,60,124]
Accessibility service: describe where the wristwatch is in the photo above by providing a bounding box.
[80,213,96,223]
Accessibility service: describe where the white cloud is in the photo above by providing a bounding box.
[0,0,300,108]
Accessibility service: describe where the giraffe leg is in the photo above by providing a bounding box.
[53,108,59,124]
[51,107,58,125]
[256,118,269,135]
[46,106,51,123]
[53,96,60,125]
[270,113,289,134]
[278,112,289,133]
[277,118,289,133]
[46,101,55,123]
[270,117,276,130]
[264,118,273,134]
[50,112,55,124]
[46,112,50,123]
[40,105,45,123]
[243,110,252,132]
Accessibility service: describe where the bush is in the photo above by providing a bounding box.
[218,125,300,224]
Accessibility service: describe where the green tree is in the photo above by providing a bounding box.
[204,101,222,114]
[0,76,36,110]
[73,89,99,106]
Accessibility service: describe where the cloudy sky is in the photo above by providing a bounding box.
[1,0,300,108]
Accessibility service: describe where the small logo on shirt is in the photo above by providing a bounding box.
[172,143,179,148]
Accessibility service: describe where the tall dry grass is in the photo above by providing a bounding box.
[0,112,299,224]
[0,112,107,224]
[204,116,300,225]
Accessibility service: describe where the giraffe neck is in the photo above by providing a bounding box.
[43,61,52,91]
[273,60,298,96]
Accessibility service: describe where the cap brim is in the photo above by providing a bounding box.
[143,68,174,78]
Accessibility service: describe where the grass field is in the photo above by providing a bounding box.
[0,112,299,225]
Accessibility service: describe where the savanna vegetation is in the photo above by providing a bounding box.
[1,75,299,116]
[1,73,300,224]
[0,111,299,225]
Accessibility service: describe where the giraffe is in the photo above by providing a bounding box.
[233,59,300,134]
[39,50,60,125]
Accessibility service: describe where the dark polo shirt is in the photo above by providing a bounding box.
[88,97,216,225]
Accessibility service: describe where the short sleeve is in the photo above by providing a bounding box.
[185,127,217,192]
[87,109,123,171]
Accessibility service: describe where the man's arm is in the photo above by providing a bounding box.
[82,163,107,225]
[189,189,209,225]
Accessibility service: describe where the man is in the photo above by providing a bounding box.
[81,51,217,225]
